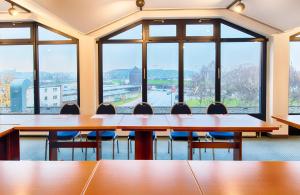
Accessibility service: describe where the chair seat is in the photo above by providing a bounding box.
[208,132,234,139]
[128,131,156,140]
[57,131,80,140]
[170,131,199,141]
[87,131,117,140]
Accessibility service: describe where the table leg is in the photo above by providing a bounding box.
[96,131,102,160]
[233,132,242,160]
[135,131,153,160]
[0,130,20,160]
[49,131,58,161]
[188,132,193,160]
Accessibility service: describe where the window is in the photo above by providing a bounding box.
[147,43,179,113]
[99,19,267,118]
[0,45,34,113]
[184,43,215,113]
[149,25,177,37]
[289,35,300,113]
[186,24,214,37]
[109,24,142,40]
[102,44,142,113]
[0,22,79,115]
[221,42,261,113]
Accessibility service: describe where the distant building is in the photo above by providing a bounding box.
[103,85,141,102]
[129,66,142,85]
[10,79,31,112]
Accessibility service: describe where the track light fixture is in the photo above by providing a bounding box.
[136,0,145,11]
[227,0,246,13]
[8,4,18,16]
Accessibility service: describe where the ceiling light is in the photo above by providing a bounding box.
[8,4,19,16]
[136,0,145,11]
[228,0,246,13]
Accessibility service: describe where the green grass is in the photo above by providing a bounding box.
[186,98,258,107]
[148,79,177,85]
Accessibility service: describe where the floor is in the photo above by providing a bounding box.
[20,136,300,161]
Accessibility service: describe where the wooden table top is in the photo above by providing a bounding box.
[0,125,15,137]
[167,114,278,132]
[14,115,124,131]
[272,115,300,129]
[84,160,202,195]
[118,115,170,131]
[189,161,300,195]
[0,161,98,195]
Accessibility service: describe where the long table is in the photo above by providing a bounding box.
[1,160,300,195]
[0,114,278,161]
[272,115,300,129]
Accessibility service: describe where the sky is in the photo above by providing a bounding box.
[2,24,299,76]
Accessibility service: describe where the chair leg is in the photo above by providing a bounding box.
[80,135,83,152]
[72,138,75,161]
[113,139,115,160]
[45,138,48,161]
[187,141,190,160]
[127,138,130,160]
[155,138,157,160]
[228,139,231,153]
[168,139,170,154]
[212,138,215,160]
[204,135,208,153]
[117,139,120,153]
[199,140,201,160]
[85,138,88,161]
[130,140,132,153]
[170,139,173,160]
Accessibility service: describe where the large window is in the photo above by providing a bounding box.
[99,19,267,118]
[289,34,300,113]
[0,23,79,114]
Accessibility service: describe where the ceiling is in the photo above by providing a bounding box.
[7,0,300,33]
[0,0,27,13]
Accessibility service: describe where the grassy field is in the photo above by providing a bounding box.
[113,95,141,106]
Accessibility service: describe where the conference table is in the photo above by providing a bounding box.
[0,114,278,161]
[272,115,300,129]
[1,160,300,195]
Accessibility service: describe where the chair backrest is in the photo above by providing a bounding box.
[207,102,228,114]
[171,102,191,114]
[60,104,80,114]
[96,103,116,114]
[133,102,153,114]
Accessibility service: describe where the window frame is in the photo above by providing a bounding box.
[0,22,79,115]
[288,33,300,115]
[98,19,267,120]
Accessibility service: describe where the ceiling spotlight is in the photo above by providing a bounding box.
[228,0,245,13]
[136,0,145,11]
[8,4,19,16]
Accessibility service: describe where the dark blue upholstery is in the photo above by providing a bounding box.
[208,132,234,139]
[207,103,232,140]
[129,102,156,140]
[87,103,117,141]
[58,104,80,140]
[57,131,80,140]
[170,102,199,141]
[170,132,199,141]
[87,131,117,140]
[128,131,156,140]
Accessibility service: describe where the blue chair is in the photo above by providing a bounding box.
[45,104,81,160]
[169,102,200,160]
[206,102,234,160]
[128,102,157,160]
[85,103,119,160]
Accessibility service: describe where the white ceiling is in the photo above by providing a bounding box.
[12,0,300,33]
[0,0,27,13]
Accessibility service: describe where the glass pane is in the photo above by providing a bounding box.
[184,43,215,113]
[149,25,177,37]
[289,42,300,113]
[109,24,142,40]
[0,45,34,113]
[221,24,254,38]
[221,42,261,113]
[39,45,78,113]
[186,24,214,36]
[147,43,178,113]
[0,27,31,39]
[38,26,71,41]
[103,44,142,113]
